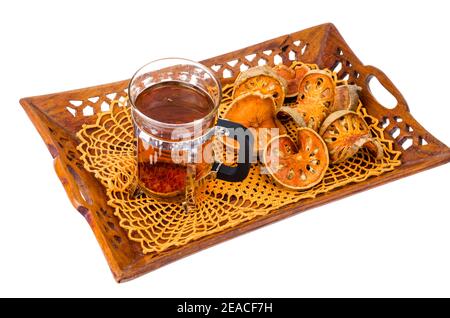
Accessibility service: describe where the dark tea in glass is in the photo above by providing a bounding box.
[129,58,253,209]
[135,81,214,198]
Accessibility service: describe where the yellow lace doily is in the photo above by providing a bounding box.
[76,84,401,255]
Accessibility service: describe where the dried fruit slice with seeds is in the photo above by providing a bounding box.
[263,127,329,190]
[224,92,286,152]
[233,65,287,108]
[297,70,335,107]
[319,110,383,164]
[277,70,336,131]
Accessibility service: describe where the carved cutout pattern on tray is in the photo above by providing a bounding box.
[201,39,310,85]
[65,89,128,118]
[44,112,129,255]
[313,44,436,154]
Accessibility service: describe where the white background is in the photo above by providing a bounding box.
[1,0,449,297]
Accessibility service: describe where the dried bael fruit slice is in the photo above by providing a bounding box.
[277,70,336,131]
[273,64,310,98]
[330,84,362,112]
[233,65,287,108]
[297,70,335,108]
[263,127,329,190]
[224,92,286,152]
[319,110,384,164]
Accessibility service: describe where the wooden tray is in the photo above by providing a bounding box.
[20,23,450,282]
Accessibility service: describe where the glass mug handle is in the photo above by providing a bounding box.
[212,119,254,182]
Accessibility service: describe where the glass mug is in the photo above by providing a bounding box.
[128,58,253,210]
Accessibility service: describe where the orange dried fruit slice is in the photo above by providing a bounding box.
[277,70,335,131]
[319,110,383,164]
[233,65,287,108]
[273,64,310,98]
[297,70,335,107]
[224,92,286,152]
[263,127,329,190]
[330,84,362,112]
